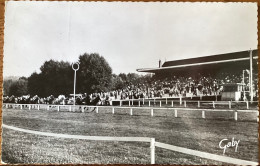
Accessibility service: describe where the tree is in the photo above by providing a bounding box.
[28,60,74,97]
[111,74,124,90]
[3,79,13,96]
[9,78,28,96]
[28,72,44,96]
[78,53,112,93]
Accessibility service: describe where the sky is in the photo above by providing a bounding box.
[3,2,258,78]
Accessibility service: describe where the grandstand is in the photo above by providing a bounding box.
[137,49,258,101]
[137,49,258,74]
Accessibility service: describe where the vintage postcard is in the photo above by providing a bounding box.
[2,1,258,164]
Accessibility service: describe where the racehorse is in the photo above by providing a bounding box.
[46,95,55,104]
[83,95,102,112]
[30,95,40,104]
[53,95,66,105]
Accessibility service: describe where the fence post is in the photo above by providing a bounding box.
[57,106,60,112]
[257,111,259,122]
[154,99,155,105]
[96,107,99,113]
[246,101,249,109]
[159,101,161,107]
[166,98,167,104]
[202,110,205,119]
[198,101,200,108]
[229,101,231,109]
[47,105,49,111]
[81,106,84,113]
[180,97,182,105]
[132,99,133,106]
[143,98,144,105]
[171,101,173,107]
[174,109,177,118]
[130,108,133,116]
[149,101,151,107]
[139,101,140,107]
[212,101,215,108]
[69,106,72,112]
[150,138,155,164]
[37,105,40,110]
[129,101,130,106]
[234,111,237,121]
[151,109,153,117]
[20,105,23,110]
[120,101,122,106]
[112,107,115,114]
[28,105,31,110]
[184,101,186,107]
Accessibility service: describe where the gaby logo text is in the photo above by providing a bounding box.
[219,138,240,155]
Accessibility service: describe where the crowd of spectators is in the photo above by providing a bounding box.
[3,72,258,104]
[96,72,258,100]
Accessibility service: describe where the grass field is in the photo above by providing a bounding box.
[2,107,259,164]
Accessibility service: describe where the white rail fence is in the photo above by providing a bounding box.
[112,97,258,109]
[3,98,258,110]
[2,124,258,165]
[3,103,259,122]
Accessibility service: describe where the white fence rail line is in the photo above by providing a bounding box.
[3,103,258,113]
[2,124,151,142]
[3,103,258,112]
[3,103,259,122]
[2,124,258,165]
[155,142,258,165]
[4,99,258,110]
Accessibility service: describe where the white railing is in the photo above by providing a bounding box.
[3,97,258,110]
[3,103,259,122]
[2,124,258,165]
[112,98,258,110]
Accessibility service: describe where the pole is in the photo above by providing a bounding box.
[243,70,245,101]
[74,70,76,106]
[234,111,238,121]
[150,138,155,164]
[72,62,79,109]
[202,110,205,119]
[174,109,177,117]
[249,49,253,102]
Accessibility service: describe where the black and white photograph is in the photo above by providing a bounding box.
[2,1,258,164]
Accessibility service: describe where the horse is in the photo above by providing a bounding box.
[8,95,16,104]
[53,95,66,105]
[46,95,55,104]
[30,95,40,104]
[84,95,102,112]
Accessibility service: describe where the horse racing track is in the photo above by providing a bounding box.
[2,106,258,164]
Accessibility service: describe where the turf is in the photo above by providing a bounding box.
[2,107,258,164]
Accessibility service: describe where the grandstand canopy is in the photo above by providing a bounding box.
[137,49,258,77]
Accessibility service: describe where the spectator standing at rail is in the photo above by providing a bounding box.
[105,93,110,105]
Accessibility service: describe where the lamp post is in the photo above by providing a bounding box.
[72,62,80,106]
[242,69,249,101]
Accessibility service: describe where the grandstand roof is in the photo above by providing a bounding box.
[136,49,258,74]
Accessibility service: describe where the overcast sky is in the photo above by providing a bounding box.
[4,2,257,77]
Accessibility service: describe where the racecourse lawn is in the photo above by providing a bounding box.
[2,107,259,164]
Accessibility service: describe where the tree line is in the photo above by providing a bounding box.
[4,53,151,97]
